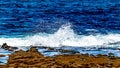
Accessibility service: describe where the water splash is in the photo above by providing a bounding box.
[0,23,120,48]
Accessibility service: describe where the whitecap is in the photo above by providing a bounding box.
[0,23,120,48]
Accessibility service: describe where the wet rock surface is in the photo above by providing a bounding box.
[1,43,18,52]
[0,54,5,57]
[0,47,120,67]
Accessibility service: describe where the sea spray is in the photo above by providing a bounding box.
[0,23,120,48]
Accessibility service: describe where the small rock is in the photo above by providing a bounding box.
[1,43,18,52]
[27,47,39,53]
[1,43,10,50]
[59,49,79,54]
[0,54,5,57]
[48,47,54,50]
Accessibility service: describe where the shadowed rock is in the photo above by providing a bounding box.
[1,43,18,51]
[1,43,10,50]
[0,54,5,57]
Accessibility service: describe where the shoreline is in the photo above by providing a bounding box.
[0,44,120,67]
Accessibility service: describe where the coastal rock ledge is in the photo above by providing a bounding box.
[1,47,120,68]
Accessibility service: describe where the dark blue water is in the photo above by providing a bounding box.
[0,0,120,36]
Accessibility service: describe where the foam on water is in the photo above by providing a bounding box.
[0,23,120,48]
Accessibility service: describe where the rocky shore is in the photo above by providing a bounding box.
[1,44,120,68]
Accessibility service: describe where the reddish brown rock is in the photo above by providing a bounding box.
[0,47,120,67]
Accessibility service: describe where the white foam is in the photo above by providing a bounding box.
[0,23,120,48]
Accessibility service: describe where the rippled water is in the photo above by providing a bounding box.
[0,0,120,35]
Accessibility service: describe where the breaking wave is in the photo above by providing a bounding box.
[0,23,120,48]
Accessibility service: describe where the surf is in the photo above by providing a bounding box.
[0,23,120,48]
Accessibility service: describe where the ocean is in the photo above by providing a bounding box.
[0,0,120,64]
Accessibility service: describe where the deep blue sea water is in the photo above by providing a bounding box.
[0,0,120,46]
[0,0,120,36]
[0,0,120,64]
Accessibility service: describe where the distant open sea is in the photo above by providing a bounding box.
[0,0,120,64]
